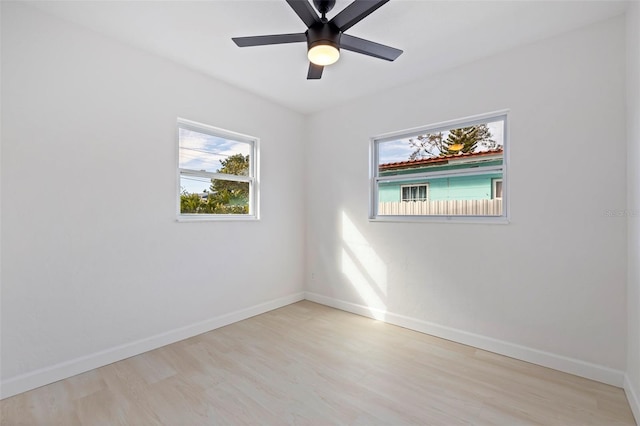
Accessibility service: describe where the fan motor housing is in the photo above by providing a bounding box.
[306,23,341,52]
[231,0,402,79]
[313,0,336,15]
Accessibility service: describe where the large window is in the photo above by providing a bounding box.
[178,119,258,220]
[370,112,507,221]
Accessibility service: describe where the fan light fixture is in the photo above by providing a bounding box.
[449,143,464,152]
[232,0,403,80]
[308,43,340,66]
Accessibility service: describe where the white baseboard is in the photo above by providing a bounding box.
[0,292,305,400]
[304,292,625,388]
[625,374,640,424]
[2,291,627,401]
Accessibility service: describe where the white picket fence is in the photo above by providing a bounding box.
[379,199,503,216]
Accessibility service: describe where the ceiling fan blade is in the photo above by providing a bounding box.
[286,0,320,28]
[340,34,402,61]
[307,63,324,79]
[330,0,389,32]
[233,33,307,47]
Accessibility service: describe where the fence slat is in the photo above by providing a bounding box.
[379,200,502,216]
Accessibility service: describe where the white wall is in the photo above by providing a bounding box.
[1,0,635,404]
[305,16,628,383]
[0,3,305,395]
[626,2,640,421]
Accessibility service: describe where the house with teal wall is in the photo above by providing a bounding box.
[378,149,503,203]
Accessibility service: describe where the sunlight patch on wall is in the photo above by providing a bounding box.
[341,212,387,294]
[341,211,388,320]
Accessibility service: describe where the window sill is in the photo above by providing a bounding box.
[177,214,259,222]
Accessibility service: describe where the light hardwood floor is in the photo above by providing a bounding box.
[1,301,636,425]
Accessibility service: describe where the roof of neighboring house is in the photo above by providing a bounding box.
[379,148,504,171]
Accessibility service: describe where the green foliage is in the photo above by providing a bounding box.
[180,154,250,215]
[180,192,203,213]
[209,154,249,196]
[215,154,249,177]
[441,124,495,155]
[408,124,496,160]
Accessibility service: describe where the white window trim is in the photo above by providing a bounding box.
[369,110,509,224]
[176,118,260,222]
[401,183,429,202]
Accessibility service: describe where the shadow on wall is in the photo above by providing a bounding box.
[340,211,388,320]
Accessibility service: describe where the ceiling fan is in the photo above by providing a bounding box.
[232,0,403,80]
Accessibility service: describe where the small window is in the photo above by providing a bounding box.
[401,184,429,202]
[371,112,507,221]
[178,119,259,220]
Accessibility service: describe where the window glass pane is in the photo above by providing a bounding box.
[180,175,249,215]
[378,119,504,174]
[401,187,409,201]
[179,128,251,176]
[495,180,503,199]
[418,185,427,200]
[374,116,506,218]
[378,174,503,216]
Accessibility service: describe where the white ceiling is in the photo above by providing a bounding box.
[26,0,629,114]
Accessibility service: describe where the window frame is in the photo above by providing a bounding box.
[369,110,509,223]
[177,118,260,222]
[492,178,503,200]
[401,183,429,202]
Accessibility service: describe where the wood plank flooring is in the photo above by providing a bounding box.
[1,301,636,425]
